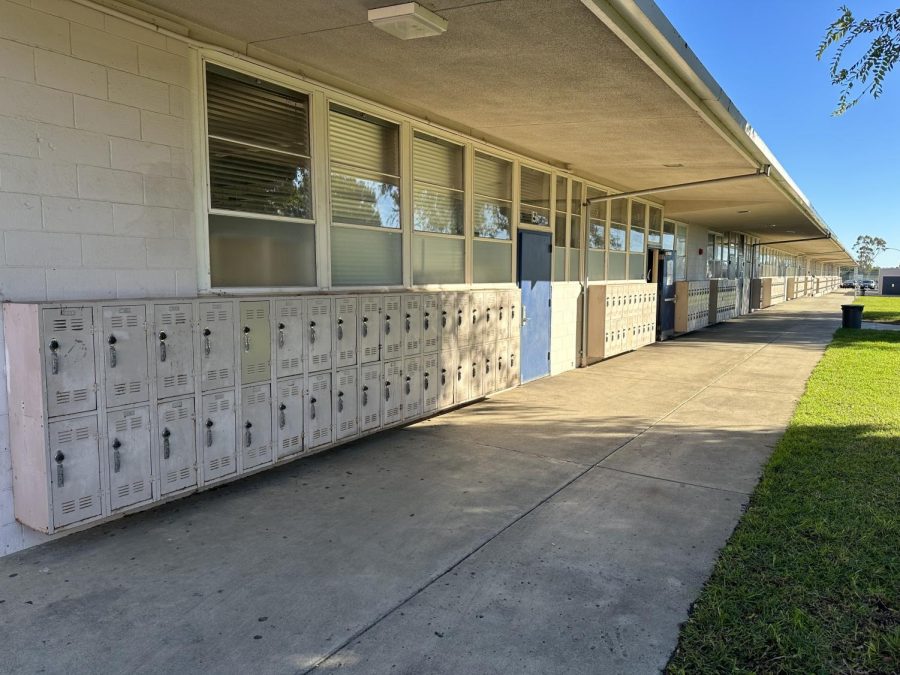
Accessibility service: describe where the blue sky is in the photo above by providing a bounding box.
[655,0,900,265]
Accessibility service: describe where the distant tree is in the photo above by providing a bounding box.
[853,235,887,274]
[817,6,900,114]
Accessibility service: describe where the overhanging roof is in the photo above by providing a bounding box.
[111,0,854,264]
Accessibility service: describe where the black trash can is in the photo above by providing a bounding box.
[841,304,863,329]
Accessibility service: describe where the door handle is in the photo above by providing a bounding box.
[338,391,344,412]
[162,427,171,460]
[337,319,344,341]
[49,339,60,374]
[107,335,117,368]
[405,314,411,333]
[243,326,251,352]
[203,328,211,356]
[278,323,285,348]
[159,332,167,362]
[362,316,368,337]
[385,315,391,335]
[279,403,287,429]
[362,385,368,406]
[244,421,252,448]
[112,438,122,473]
[205,419,213,447]
[54,450,65,487]
[424,312,430,331]
[309,321,317,344]
[405,376,411,396]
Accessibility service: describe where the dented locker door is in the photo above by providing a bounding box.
[334,297,358,369]
[48,415,101,529]
[453,349,469,404]
[42,307,97,418]
[202,390,236,481]
[158,397,196,495]
[107,406,152,511]
[102,305,149,408]
[497,291,511,341]
[438,350,455,409]
[240,301,271,384]
[358,295,382,364]
[482,292,498,344]
[241,384,272,470]
[456,292,471,347]
[358,363,381,432]
[421,294,439,353]
[334,368,358,440]
[402,294,422,356]
[275,299,303,378]
[307,298,332,372]
[403,356,423,420]
[306,372,332,448]
[276,377,303,459]
[422,352,438,413]
[382,295,402,361]
[154,303,194,399]
[199,301,236,391]
[382,360,402,426]
[438,293,457,354]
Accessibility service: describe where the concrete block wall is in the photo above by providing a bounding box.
[550,282,582,376]
[0,0,198,555]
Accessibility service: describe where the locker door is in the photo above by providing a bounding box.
[496,341,508,391]
[438,350,455,409]
[497,291,510,341]
[402,294,422,356]
[382,295,402,361]
[482,345,496,395]
[453,350,469,404]
[107,406,152,511]
[421,294,439,354]
[158,397,196,495]
[507,340,520,390]
[199,301,236,391]
[359,363,381,432]
[358,295,382,364]
[48,415,101,528]
[306,372,332,448]
[422,352,438,413]
[241,384,272,470]
[382,360,402,425]
[482,292,498,344]
[334,297,358,369]
[307,298,333,372]
[456,292,471,347]
[43,307,97,418]
[240,301,271,384]
[470,293,484,346]
[403,356,423,420]
[154,303,194,399]
[438,293,457,354]
[102,305,149,407]
[469,347,483,399]
[334,368,359,440]
[508,291,520,341]
[276,377,303,459]
[202,390,236,481]
[275,299,304,378]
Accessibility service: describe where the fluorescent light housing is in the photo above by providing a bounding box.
[368,2,448,40]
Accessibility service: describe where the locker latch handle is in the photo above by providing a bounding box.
[510,354,515,367]
[472,309,477,325]
[384,382,390,401]
[457,366,462,381]
[108,335,117,368]
[159,331,167,362]
[424,373,429,391]
[338,391,344,412]
[54,451,65,487]
[424,312,430,331]
[499,307,504,321]
[362,385,368,406]
[309,321,317,344]
[384,315,391,335]
[310,397,317,419]
[49,339,60,375]
[337,318,344,341]
[405,376,411,396]
[441,311,447,328]
[405,314,411,333]
[362,316,368,337]
[203,328,211,356]
[112,438,122,473]
[456,310,462,327]
[279,403,286,429]
[205,419,213,447]
[278,323,285,349]
[486,308,491,323]
[486,360,491,374]
[472,364,477,378]
[243,326,251,352]
[162,427,171,459]
[499,356,504,370]
[244,421,252,447]
[441,368,447,386]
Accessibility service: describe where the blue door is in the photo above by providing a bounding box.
[656,249,675,340]
[517,230,552,382]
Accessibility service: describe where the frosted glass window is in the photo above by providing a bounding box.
[630,202,646,253]
[474,153,512,239]
[587,187,607,253]
[608,251,626,280]
[569,181,582,248]
[474,240,511,283]
[610,198,627,228]
[663,220,676,250]
[209,214,315,287]
[554,247,566,281]
[331,226,402,286]
[413,132,464,235]
[412,233,464,285]
[648,204,662,249]
[675,224,687,281]
[520,166,551,226]
[568,250,581,280]
[587,250,605,279]
[628,253,645,280]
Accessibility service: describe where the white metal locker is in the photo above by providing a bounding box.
[382,360,402,425]
[241,384,272,471]
[403,356,423,420]
[358,295,382,364]
[456,292,472,347]
[334,296,358,369]
[154,303,194,399]
[334,368,359,440]
[42,307,97,418]
[199,301,236,391]
[307,298,333,372]
[507,340,520,390]
[453,350,469,404]
[482,292,498,344]
[402,294,422,356]
[422,294,439,353]
[107,406,152,511]
[468,347,484,400]
[497,291,511,341]
[438,350,455,409]
[496,341,508,392]
[306,372,332,448]
[202,390,236,481]
[158,397,196,495]
[48,415,101,528]
[382,295,402,361]
[438,293,457,354]
[275,298,304,378]
[240,300,271,384]
[482,345,496,395]
[422,352,438,413]
[359,363,381,432]
[470,293,485,346]
[276,377,303,460]
[102,304,149,408]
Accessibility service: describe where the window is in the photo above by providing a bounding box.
[608,198,627,280]
[662,220,675,250]
[553,176,567,281]
[519,166,551,227]
[628,201,646,280]
[473,152,512,282]
[412,132,465,284]
[648,206,662,249]
[205,64,315,287]
[329,104,401,285]
[586,187,607,280]
[675,223,687,281]
[568,181,583,280]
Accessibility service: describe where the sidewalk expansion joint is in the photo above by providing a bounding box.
[594,465,752,497]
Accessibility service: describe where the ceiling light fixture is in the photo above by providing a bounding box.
[662,163,684,168]
[737,209,750,214]
[368,3,448,40]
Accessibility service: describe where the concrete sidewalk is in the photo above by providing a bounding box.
[0,293,847,674]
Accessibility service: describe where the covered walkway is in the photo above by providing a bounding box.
[0,293,848,674]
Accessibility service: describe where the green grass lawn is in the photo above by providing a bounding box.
[667,328,900,674]
[854,296,900,324]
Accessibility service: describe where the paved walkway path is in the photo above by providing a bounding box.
[0,293,847,675]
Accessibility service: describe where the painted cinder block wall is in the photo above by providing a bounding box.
[0,0,197,554]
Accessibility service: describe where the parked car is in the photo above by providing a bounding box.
[859,279,876,290]
[840,280,856,288]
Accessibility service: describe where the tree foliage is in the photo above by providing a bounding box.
[817,5,900,115]
[852,235,887,273]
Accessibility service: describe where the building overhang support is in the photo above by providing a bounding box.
[583,165,771,204]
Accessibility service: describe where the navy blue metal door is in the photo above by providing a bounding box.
[657,250,675,340]
[517,230,551,382]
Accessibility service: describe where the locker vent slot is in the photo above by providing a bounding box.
[310,303,329,316]
[78,496,93,509]
[56,425,91,443]
[363,411,378,426]
[338,348,354,362]
[246,363,269,377]
[311,428,329,441]
[247,447,270,460]
[280,357,300,371]
[56,389,89,406]
[311,354,328,367]
[163,407,190,422]
[209,456,232,472]
[208,368,232,383]
[109,315,140,329]
[340,419,356,433]
[160,312,188,326]
[205,309,230,322]
[61,499,76,514]
[167,468,192,483]
[162,374,190,390]
[280,305,300,318]
[282,436,301,451]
